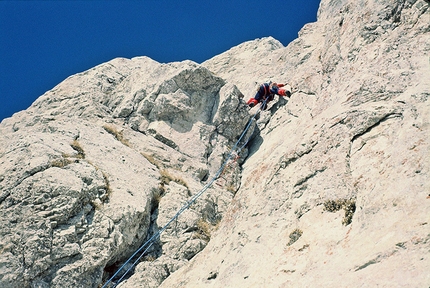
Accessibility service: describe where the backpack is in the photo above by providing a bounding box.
[256,82,271,96]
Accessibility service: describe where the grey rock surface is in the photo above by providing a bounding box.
[0,58,247,287]
[0,0,429,287]
[161,0,430,287]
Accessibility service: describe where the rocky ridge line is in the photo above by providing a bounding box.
[0,0,429,287]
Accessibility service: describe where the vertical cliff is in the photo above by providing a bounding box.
[159,0,430,287]
[0,0,429,287]
[0,58,250,287]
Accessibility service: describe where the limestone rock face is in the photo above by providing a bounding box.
[0,58,249,287]
[160,0,430,287]
[1,0,429,287]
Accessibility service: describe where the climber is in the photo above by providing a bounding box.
[246,82,292,110]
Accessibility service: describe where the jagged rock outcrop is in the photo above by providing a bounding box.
[159,0,430,287]
[0,58,250,287]
[0,0,429,287]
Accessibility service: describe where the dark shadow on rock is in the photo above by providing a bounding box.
[246,133,263,160]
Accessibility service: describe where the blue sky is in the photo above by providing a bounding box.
[0,1,320,122]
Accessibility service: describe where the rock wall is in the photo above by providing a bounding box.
[0,58,250,287]
[160,0,430,287]
[0,0,429,287]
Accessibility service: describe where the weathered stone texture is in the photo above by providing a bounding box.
[0,56,246,287]
[160,0,430,287]
[0,0,429,287]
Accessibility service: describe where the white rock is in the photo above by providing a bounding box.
[1,0,429,287]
